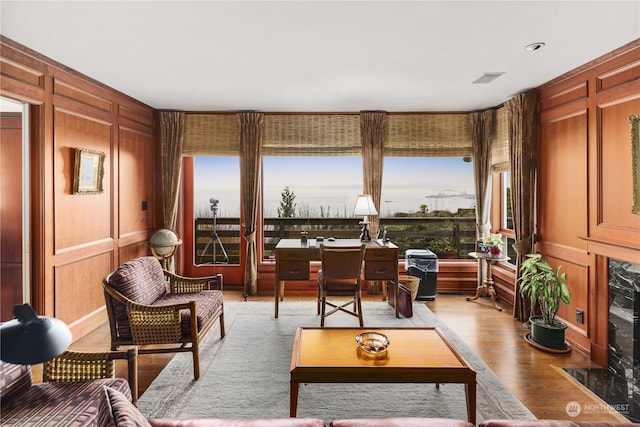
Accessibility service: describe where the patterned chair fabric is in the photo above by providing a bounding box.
[103,256,225,380]
[0,360,131,427]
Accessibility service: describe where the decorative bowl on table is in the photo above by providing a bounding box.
[355,331,390,355]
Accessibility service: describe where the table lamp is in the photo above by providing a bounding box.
[1,303,72,365]
[353,194,378,241]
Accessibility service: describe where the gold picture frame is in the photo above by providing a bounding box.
[631,114,640,215]
[73,148,105,194]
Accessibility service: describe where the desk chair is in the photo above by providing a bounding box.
[317,244,366,327]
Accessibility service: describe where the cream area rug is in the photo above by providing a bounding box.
[137,300,535,423]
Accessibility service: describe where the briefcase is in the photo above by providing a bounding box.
[386,281,413,318]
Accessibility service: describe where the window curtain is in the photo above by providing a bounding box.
[506,91,538,322]
[238,112,264,296]
[470,110,495,287]
[360,111,387,238]
[159,111,185,272]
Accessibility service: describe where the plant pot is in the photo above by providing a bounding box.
[489,247,501,256]
[529,315,567,350]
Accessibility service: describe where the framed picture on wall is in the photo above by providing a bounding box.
[73,148,105,194]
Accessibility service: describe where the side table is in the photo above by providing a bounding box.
[467,251,509,311]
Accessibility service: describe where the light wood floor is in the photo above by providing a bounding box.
[67,292,630,423]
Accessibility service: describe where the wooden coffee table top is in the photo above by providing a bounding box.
[289,327,477,423]
[290,327,475,383]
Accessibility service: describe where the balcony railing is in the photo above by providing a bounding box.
[194,216,477,264]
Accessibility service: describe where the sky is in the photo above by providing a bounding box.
[194,156,475,218]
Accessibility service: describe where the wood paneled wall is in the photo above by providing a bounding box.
[0,113,24,321]
[536,39,640,362]
[0,36,157,341]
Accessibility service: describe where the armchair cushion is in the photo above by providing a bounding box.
[109,256,168,304]
[157,290,224,335]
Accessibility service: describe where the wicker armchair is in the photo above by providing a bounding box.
[103,256,225,380]
[43,348,138,404]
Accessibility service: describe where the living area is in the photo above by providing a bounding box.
[1,1,639,426]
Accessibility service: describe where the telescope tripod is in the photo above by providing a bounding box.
[199,230,230,265]
[199,203,229,265]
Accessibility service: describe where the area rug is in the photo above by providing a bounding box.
[137,301,535,423]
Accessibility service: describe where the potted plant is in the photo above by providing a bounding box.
[518,253,572,351]
[482,233,504,256]
[428,237,457,259]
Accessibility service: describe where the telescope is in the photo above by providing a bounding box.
[200,198,229,267]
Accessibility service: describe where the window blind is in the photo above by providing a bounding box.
[262,114,362,156]
[385,113,473,157]
[492,106,510,172]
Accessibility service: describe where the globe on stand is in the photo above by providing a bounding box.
[149,229,182,270]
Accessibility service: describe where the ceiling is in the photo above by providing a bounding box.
[1,1,639,112]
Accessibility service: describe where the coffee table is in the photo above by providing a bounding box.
[289,327,476,424]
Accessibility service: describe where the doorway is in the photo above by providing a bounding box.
[1,96,29,321]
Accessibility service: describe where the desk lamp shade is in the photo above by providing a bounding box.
[1,303,72,365]
[353,195,378,241]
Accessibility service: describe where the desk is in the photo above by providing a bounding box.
[467,251,509,311]
[275,239,399,317]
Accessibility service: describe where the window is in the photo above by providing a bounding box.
[381,157,475,216]
[262,156,362,258]
[381,157,476,258]
[193,156,241,265]
[499,171,516,264]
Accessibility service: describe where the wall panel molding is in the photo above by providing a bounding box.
[54,78,113,113]
[1,57,44,89]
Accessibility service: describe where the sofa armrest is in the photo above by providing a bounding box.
[43,348,139,404]
[164,270,224,293]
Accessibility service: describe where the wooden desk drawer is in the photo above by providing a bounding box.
[276,249,310,262]
[364,261,397,280]
[365,249,397,261]
[277,261,310,280]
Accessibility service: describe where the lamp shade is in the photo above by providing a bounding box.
[353,195,378,216]
[0,303,72,365]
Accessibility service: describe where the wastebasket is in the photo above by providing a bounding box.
[405,249,438,300]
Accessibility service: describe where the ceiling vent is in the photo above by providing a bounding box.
[472,72,505,84]
[525,42,546,52]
